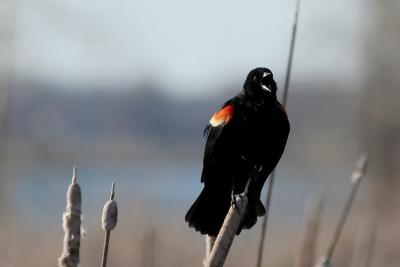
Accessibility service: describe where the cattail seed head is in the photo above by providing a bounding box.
[58,167,82,267]
[101,182,117,267]
[66,172,81,215]
[102,182,118,231]
[102,199,118,231]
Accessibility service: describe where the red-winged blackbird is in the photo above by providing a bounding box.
[185,67,290,236]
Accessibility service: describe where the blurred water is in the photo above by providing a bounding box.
[5,162,350,229]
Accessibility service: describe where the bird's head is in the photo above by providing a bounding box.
[243,67,277,98]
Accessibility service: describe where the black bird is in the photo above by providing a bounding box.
[185,67,290,236]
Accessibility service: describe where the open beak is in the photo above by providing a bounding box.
[261,84,271,92]
[261,73,271,92]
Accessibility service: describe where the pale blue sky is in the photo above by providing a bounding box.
[12,0,367,97]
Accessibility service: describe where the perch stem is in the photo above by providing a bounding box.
[205,194,248,267]
[204,235,217,267]
[204,177,252,267]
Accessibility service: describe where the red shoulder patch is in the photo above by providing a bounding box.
[210,104,234,127]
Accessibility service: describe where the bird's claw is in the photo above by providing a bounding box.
[231,194,244,210]
[230,195,237,208]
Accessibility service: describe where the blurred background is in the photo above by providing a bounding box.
[0,0,399,266]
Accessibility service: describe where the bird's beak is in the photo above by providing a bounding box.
[261,84,271,92]
[261,73,271,92]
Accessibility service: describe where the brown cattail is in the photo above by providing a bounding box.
[58,167,82,267]
[101,182,118,267]
[102,182,118,231]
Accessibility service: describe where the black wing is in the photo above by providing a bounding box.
[200,101,236,184]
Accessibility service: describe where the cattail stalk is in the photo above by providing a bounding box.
[58,167,81,267]
[101,182,118,267]
[204,235,217,266]
[296,197,323,267]
[203,177,252,267]
[256,0,301,266]
[315,154,368,267]
[204,194,248,267]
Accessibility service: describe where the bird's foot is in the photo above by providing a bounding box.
[231,194,245,210]
[230,193,237,208]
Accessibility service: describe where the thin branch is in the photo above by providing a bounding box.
[316,154,368,267]
[256,0,301,266]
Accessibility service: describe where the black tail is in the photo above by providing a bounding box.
[185,187,230,236]
[185,187,263,236]
[239,197,264,234]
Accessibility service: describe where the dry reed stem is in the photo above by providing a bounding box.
[281,0,301,107]
[256,0,301,266]
[101,182,118,267]
[203,235,217,267]
[58,167,81,267]
[315,154,368,267]
[204,194,248,267]
[296,197,323,267]
[350,220,376,267]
